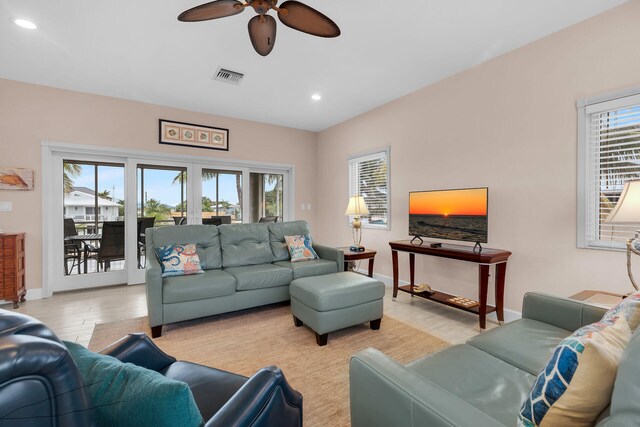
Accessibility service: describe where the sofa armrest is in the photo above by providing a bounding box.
[522,292,607,331]
[0,335,95,427]
[145,234,164,328]
[350,348,503,427]
[314,244,344,270]
[98,333,176,372]
[204,366,302,427]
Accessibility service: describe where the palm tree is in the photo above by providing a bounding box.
[144,198,170,220]
[63,163,82,194]
[98,190,111,200]
[173,170,243,216]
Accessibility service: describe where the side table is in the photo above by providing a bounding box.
[339,247,377,278]
[569,290,625,308]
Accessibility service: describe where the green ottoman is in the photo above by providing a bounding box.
[290,271,385,346]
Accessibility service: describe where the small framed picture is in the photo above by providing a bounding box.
[197,130,210,144]
[159,120,229,151]
[180,127,196,143]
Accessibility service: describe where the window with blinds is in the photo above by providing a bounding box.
[579,92,640,249]
[348,149,390,229]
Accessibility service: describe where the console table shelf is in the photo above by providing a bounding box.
[390,240,511,330]
[397,285,497,316]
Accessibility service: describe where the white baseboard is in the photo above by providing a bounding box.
[355,268,522,323]
[26,288,44,300]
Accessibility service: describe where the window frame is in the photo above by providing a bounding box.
[348,147,391,230]
[577,88,640,250]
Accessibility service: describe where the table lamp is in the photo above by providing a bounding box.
[604,179,640,291]
[345,195,369,251]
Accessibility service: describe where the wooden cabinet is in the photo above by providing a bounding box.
[1,233,26,309]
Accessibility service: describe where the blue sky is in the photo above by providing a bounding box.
[70,164,244,208]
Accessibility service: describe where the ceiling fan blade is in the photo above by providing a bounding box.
[178,0,244,22]
[277,1,340,38]
[248,15,277,57]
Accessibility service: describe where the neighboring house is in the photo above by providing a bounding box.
[64,187,121,222]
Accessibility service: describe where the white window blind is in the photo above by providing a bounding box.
[348,149,390,229]
[579,92,640,249]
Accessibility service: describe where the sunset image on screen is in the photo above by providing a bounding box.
[409,188,488,243]
[410,188,487,216]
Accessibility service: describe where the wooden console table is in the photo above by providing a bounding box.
[389,240,511,329]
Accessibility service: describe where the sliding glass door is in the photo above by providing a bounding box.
[202,169,243,224]
[249,172,284,222]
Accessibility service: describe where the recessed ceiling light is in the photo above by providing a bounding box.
[13,18,37,30]
[311,93,322,101]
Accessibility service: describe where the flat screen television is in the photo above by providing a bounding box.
[409,187,488,245]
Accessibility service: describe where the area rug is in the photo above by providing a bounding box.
[89,303,449,427]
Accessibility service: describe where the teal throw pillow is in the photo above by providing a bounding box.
[154,243,204,277]
[64,341,203,427]
[284,234,319,262]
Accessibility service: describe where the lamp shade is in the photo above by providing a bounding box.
[345,195,369,216]
[605,180,640,223]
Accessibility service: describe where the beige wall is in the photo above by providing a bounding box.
[316,1,640,312]
[0,78,317,293]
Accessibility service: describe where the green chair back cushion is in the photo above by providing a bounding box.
[64,341,203,427]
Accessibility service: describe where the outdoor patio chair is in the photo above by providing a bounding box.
[137,217,155,268]
[173,217,186,225]
[63,218,82,275]
[203,217,222,225]
[85,221,125,272]
[259,216,279,223]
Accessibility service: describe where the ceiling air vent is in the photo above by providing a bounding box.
[214,67,244,85]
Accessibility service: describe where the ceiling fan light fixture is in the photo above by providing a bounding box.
[178,0,340,56]
[13,18,37,30]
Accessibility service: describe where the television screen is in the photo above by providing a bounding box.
[409,188,488,243]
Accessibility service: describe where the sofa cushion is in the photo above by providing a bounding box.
[274,259,337,279]
[518,316,631,427]
[219,223,274,267]
[407,344,535,426]
[163,269,236,304]
[467,318,572,375]
[161,361,247,421]
[268,221,310,261]
[225,264,293,291]
[151,225,222,270]
[289,272,384,312]
[64,341,203,427]
[155,243,204,278]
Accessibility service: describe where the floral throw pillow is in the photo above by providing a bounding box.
[284,234,319,262]
[600,290,640,332]
[517,316,631,427]
[154,243,204,278]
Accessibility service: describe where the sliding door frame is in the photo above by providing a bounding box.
[42,141,295,298]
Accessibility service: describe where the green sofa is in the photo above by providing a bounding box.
[349,292,639,427]
[145,220,343,337]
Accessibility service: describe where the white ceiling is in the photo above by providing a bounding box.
[0,0,629,131]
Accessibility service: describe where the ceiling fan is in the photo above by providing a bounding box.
[177,0,341,56]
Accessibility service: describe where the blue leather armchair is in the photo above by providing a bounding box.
[0,309,302,427]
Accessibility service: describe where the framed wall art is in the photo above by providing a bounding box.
[0,167,34,190]
[159,119,229,151]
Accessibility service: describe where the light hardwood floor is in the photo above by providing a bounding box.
[6,283,496,347]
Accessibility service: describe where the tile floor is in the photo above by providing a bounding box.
[7,282,496,347]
